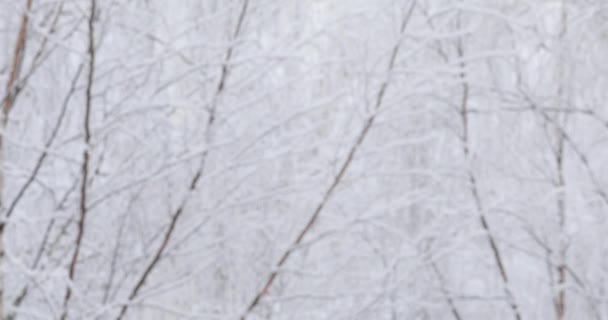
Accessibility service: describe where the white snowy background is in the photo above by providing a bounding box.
[1,0,608,319]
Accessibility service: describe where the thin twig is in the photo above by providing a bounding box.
[239,3,417,319]
[60,1,96,318]
[114,1,250,319]
[456,30,522,320]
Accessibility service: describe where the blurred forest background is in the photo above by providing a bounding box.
[2,0,608,319]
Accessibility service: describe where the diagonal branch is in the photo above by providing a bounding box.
[431,261,463,320]
[239,3,417,319]
[456,35,522,320]
[114,2,250,319]
[1,0,34,121]
[5,61,84,320]
[60,1,96,318]
[0,1,34,318]
[6,62,84,221]
[1,1,65,116]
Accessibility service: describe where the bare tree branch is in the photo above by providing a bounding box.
[115,1,250,319]
[239,3,417,319]
[60,1,96,318]
[456,31,522,320]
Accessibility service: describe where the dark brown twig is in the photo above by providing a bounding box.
[239,3,417,319]
[115,2,250,319]
[60,1,96,318]
[456,31,522,320]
